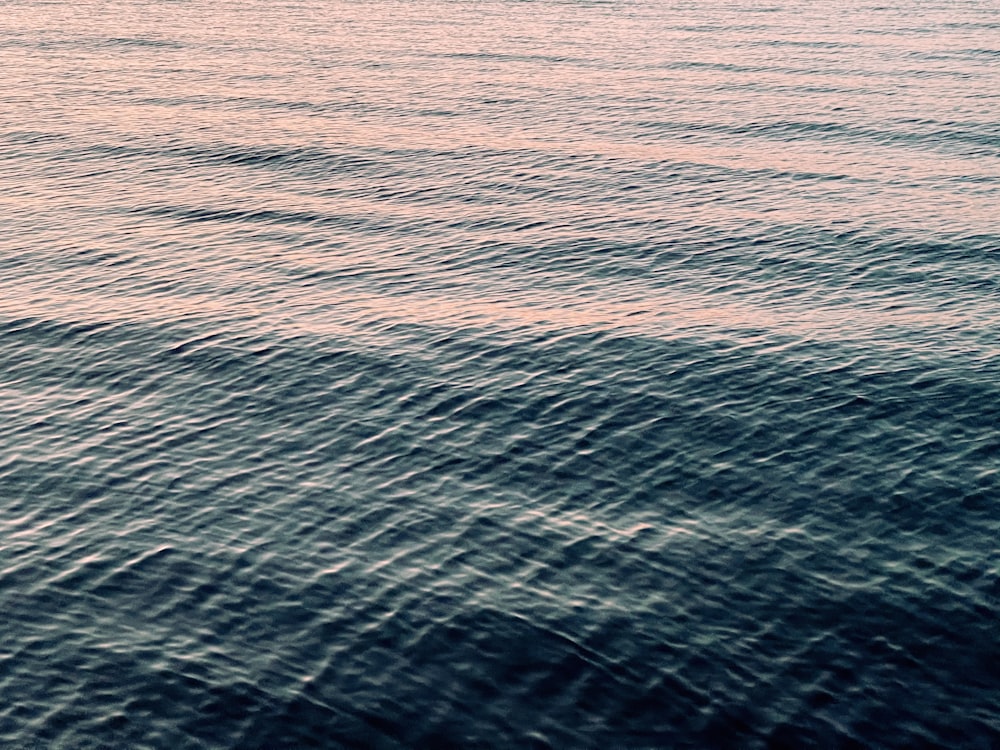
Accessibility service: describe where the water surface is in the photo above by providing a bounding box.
[1,0,999,747]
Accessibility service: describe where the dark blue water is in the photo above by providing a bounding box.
[1,0,999,747]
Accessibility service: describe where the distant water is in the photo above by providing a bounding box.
[1,0,998,747]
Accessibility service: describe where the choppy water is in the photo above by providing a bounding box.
[2,0,999,746]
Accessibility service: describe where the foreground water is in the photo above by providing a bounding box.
[2,0,999,746]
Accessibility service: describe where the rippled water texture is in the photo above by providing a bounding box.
[2,0,999,747]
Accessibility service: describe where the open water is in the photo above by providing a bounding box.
[1,0,999,747]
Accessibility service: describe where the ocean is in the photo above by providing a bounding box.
[1,0,998,746]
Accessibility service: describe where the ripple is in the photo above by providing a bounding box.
[1,0,999,746]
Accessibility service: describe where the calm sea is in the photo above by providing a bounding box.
[1,0,998,747]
